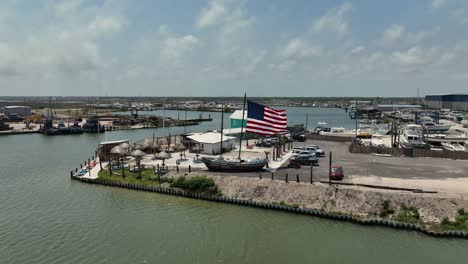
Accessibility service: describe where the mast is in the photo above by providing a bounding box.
[220,104,224,156]
[238,93,247,159]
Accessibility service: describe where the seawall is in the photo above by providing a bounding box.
[71,174,468,239]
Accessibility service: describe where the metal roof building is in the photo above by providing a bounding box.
[425,94,468,111]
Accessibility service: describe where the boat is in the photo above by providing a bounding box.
[400,124,429,149]
[200,94,268,172]
[441,143,466,152]
[201,157,267,172]
[420,121,451,133]
[82,114,104,133]
[426,133,468,144]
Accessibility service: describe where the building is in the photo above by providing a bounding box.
[187,132,237,155]
[377,104,421,112]
[425,94,468,111]
[97,139,130,161]
[2,106,31,116]
[229,110,247,128]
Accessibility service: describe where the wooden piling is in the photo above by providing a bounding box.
[310,165,313,184]
[285,173,288,183]
[271,173,274,180]
[296,174,299,183]
[188,165,191,173]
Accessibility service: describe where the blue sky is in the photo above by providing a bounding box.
[1,0,467,97]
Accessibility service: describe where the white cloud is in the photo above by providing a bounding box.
[432,0,448,9]
[160,35,200,60]
[379,24,405,45]
[280,38,322,59]
[195,0,227,29]
[378,24,437,47]
[88,16,123,35]
[311,2,352,37]
[351,45,365,54]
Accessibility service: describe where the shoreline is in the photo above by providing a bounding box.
[70,173,468,239]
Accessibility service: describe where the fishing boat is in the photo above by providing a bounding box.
[420,121,451,133]
[400,124,429,149]
[200,94,268,172]
[82,114,104,133]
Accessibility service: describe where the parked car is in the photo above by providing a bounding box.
[292,150,316,157]
[307,145,325,157]
[256,141,272,147]
[290,155,319,166]
[330,165,344,181]
[292,134,306,142]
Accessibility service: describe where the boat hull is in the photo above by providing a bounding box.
[201,157,267,172]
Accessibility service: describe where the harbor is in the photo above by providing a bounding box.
[2,104,468,264]
[60,96,468,237]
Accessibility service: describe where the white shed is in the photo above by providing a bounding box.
[187,132,237,155]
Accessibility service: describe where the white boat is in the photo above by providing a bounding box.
[420,121,451,133]
[426,133,468,144]
[317,122,328,127]
[441,142,466,152]
[400,124,429,149]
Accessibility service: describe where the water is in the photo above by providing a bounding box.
[115,107,355,132]
[1,108,467,263]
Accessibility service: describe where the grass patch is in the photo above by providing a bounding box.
[395,204,420,224]
[436,208,468,231]
[98,168,161,186]
[379,200,395,218]
[169,176,221,195]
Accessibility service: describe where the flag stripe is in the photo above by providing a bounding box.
[265,107,286,116]
[246,100,288,136]
[247,119,287,129]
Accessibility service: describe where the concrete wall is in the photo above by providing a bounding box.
[349,144,468,160]
[306,133,354,142]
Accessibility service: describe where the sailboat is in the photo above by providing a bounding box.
[201,95,268,172]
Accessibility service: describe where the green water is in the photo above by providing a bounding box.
[1,109,467,263]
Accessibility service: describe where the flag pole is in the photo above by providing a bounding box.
[238,93,247,160]
[220,104,224,157]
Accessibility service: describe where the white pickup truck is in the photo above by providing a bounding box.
[292,145,325,157]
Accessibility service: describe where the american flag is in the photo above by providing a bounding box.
[245,101,288,136]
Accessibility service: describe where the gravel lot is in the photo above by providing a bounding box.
[204,139,468,184]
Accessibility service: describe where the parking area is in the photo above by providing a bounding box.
[278,139,468,182]
[205,139,468,184]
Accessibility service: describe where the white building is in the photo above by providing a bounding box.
[187,132,237,155]
[2,106,31,116]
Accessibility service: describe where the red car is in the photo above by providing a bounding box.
[330,166,344,181]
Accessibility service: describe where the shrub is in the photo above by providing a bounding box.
[395,204,420,224]
[292,204,300,209]
[379,200,395,218]
[169,176,220,195]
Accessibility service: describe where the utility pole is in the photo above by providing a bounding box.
[305,112,309,132]
[329,151,332,185]
[354,99,358,138]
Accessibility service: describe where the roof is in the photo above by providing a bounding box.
[187,132,236,144]
[229,110,247,120]
[3,106,31,109]
[99,139,129,145]
[221,127,243,135]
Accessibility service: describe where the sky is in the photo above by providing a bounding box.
[0,0,468,97]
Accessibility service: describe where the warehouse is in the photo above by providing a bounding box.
[425,94,468,111]
[1,106,32,116]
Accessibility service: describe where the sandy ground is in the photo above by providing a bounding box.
[166,173,468,224]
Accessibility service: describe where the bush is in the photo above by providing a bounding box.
[169,176,220,195]
[395,204,420,224]
[379,200,395,218]
[292,204,300,209]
